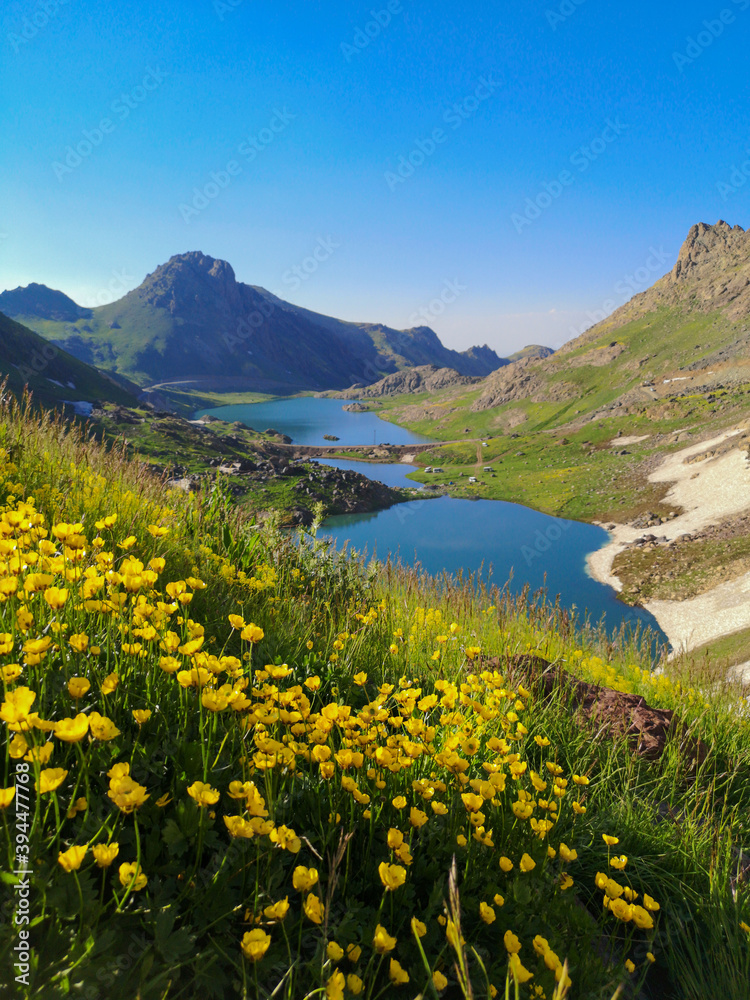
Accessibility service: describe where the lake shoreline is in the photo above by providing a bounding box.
[586,426,750,656]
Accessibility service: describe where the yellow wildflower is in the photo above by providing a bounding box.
[241,928,271,962]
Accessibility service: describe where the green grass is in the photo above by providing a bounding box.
[0,395,747,999]
[0,313,140,410]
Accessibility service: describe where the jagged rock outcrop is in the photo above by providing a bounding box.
[559,221,750,350]
[470,356,549,411]
[338,365,479,399]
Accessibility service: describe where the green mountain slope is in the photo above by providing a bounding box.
[0,253,506,390]
[0,312,140,410]
[382,220,750,436]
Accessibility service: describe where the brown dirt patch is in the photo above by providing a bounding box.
[491,654,706,763]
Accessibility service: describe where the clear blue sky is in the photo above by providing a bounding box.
[2,0,749,353]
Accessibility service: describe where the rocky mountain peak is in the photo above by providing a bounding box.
[137,251,244,314]
[671,220,749,282]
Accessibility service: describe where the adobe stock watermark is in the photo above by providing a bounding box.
[510,117,628,234]
[566,245,671,339]
[52,67,169,181]
[384,75,499,191]
[341,1,403,61]
[546,0,587,31]
[7,0,71,54]
[12,761,33,986]
[521,520,572,568]
[222,237,339,352]
[87,268,135,306]
[178,107,295,223]
[716,145,750,200]
[281,236,340,292]
[673,0,748,71]
[213,0,246,20]
[407,279,466,327]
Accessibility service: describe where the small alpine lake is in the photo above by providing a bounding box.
[198,396,667,645]
[196,395,432,447]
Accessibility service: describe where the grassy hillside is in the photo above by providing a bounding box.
[0,395,748,999]
[0,312,140,410]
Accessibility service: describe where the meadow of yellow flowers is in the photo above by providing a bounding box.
[0,394,747,999]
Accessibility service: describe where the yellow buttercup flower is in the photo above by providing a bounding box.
[559,843,578,863]
[68,634,89,653]
[410,918,427,938]
[508,953,534,984]
[101,672,119,694]
[37,767,68,794]
[1,686,36,726]
[0,787,16,809]
[108,772,149,813]
[58,844,87,872]
[263,898,290,921]
[378,862,406,891]
[132,709,152,725]
[119,862,147,891]
[92,843,119,867]
[88,712,121,741]
[409,806,428,828]
[1,664,22,684]
[66,797,88,819]
[240,928,271,962]
[504,930,522,954]
[372,924,397,953]
[610,855,628,870]
[293,866,319,892]
[519,853,536,873]
[325,969,345,1000]
[240,624,264,643]
[187,781,219,807]
[303,893,324,924]
[347,974,363,995]
[433,970,448,990]
[54,714,89,743]
[479,902,496,925]
[43,586,68,610]
[67,677,90,700]
[602,834,619,846]
[499,856,514,872]
[389,958,409,985]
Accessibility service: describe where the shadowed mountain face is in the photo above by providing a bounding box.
[0,283,91,323]
[0,312,140,409]
[0,253,506,390]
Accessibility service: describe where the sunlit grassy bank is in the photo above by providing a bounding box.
[0,395,748,1000]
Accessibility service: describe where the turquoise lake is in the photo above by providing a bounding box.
[198,397,667,645]
[196,396,432,447]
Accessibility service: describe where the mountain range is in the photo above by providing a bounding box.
[375,220,750,437]
[0,253,520,393]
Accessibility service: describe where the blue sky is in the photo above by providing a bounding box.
[2,0,749,353]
